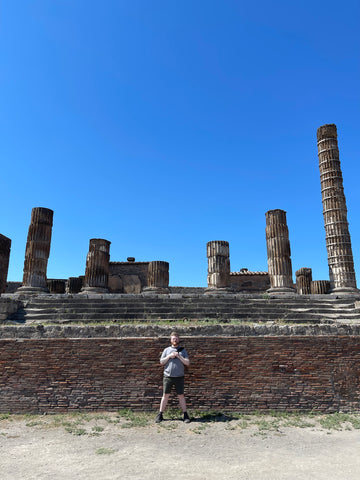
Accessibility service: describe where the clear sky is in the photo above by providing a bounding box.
[1,1,360,287]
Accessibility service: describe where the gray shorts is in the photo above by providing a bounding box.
[163,376,185,395]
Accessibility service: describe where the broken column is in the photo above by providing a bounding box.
[205,240,231,293]
[81,239,111,293]
[295,268,312,295]
[66,277,83,294]
[0,234,11,294]
[317,124,358,294]
[17,207,53,294]
[265,209,295,294]
[143,261,169,294]
[311,280,330,295]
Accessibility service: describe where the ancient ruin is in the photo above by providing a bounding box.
[296,268,312,295]
[205,240,231,293]
[0,234,11,294]
[317,124,358,294]
[143,261,170,294]
[265,209,295,294]
[1,124,360,415]
[16,207,53,294]
[81,238,111,293]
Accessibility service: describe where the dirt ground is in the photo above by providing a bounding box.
[1,411,360,480]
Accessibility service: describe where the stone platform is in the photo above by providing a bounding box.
[1,292,360,325]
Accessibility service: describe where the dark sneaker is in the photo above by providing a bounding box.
[155,412,163,423]
[183,412,191,423]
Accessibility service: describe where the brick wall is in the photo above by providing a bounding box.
[1,335,360,414]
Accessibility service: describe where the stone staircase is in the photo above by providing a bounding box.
[3,293,360,325]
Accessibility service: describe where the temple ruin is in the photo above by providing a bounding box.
[1,124,360,415]
[1,124,358,296]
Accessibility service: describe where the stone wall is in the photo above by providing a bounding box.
[229,271,270,293]
[1,326,360,413]
[108,261,149,293]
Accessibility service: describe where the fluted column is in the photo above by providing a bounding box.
[205,240,231,293]
[0,234,11,294]
[81,239,111,293]
[317,124,358,294]
[66,277,83,294]
[47,279,66,294]
[311,280,330,295]
[295,268,312,295]
[143,261,169,294]
[265,209,295,294]
[17,207,53,294]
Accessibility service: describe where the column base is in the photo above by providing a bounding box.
[15,286,50,295]
[267,287,296,295]
[142,287,169,295]
[204,287,233,295]
[330,287,359,296]
[79,287,109,294]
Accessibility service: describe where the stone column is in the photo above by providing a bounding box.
[205,240,231,293]
[81,239,111,293]
[47,279,66,294]
[0,234,11,294]
[143,261,169,294]
[295,268,312,295]
[17,207,53,294]
[317,124,358,294]
[265,209,295,294]
[66,277,83,294]
[311,280,330,295]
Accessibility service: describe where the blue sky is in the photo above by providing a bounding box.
[1,1,360,287]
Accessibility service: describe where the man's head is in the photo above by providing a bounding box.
[170,332,180,347]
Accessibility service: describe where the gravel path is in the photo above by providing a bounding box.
[1,413,360,479]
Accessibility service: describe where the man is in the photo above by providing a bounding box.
[155,332,191,423]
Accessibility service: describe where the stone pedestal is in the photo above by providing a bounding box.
[311,280,330,295]
[143,261,169,294]
[317,124,358,294]
[265,210,295,294]
[0,234,11,295]
[81,239,111,294]
[17,207,53,294]
[295,268,312,295]
[205,241,231,294]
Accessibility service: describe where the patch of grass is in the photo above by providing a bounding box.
[96,447,116,455]
[159,423,178,430]
[65,426,87,436]
[0,414,11,421]
[92,425,104,433]
[319,413,360,431]
[117,409,150,428]
[190,424,208,434]
[25,420,42,427]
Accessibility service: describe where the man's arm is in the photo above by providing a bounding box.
[175,351,190,367]
[160,352,176,365]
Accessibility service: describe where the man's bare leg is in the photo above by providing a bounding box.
[159,393,170,412]
[178,394,187,412]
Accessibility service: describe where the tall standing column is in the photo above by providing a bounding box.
[0,234,11,294]
[205,240,231,293]
[317,124,358,294]
[17,207,53,294]
[265,209,295,294]
[81,238,111,293]
[143,261,169,294]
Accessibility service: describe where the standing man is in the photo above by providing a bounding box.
[155,332,191,423]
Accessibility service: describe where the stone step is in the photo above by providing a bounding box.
[4,294,360,325]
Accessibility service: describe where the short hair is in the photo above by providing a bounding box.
[170,331,179,338]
